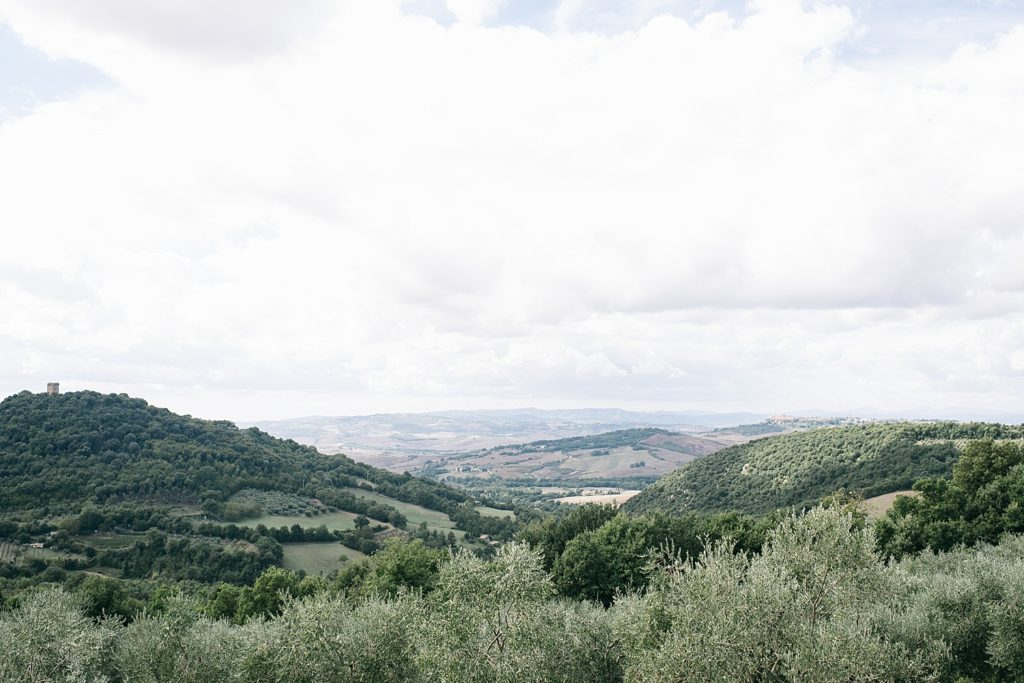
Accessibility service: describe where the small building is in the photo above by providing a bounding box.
[28,542,45,549]
[46,382,60,396]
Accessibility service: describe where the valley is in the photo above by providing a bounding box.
[244,408,767,470]
[4,389,1024,681]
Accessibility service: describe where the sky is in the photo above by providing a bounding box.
[1,0,1023,422]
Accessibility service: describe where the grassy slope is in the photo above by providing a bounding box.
[237,510,363,534]
[862,490,918,520]
[340,488,464,537]
[625,422,1024,516]
[281,543,367,574]
[475,505,516,518]
[73,533,142,550]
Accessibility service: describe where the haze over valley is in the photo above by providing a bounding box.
[246,407,1023,484]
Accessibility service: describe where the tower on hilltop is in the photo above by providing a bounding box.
[46,382,60,396]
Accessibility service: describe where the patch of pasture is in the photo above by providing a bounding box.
[556,490,641,506]
[475,506,515,519]
[862,490,919,520]
[23,546,71,561]
[281,542,367,574]
[237,510,363,533]
[341,488,458,534]
[2,542,78,563]
[74,533,142,550]
[0,541,19,563]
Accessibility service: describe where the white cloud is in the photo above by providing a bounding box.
[446,0,504,26]
[0,1,1023,420]
[0,0,334,63]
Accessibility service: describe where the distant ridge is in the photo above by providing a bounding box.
[244,408,768,458]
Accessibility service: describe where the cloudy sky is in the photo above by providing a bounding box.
[1,0,1023,421]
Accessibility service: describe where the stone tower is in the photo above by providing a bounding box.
[46,382,60,396]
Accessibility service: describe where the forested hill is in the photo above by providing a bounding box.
[624,421,1024,516]
[0,390,468,516]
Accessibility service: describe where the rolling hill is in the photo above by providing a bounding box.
[0,390,515,578]
[624,421,1024,516]
[0,390,469,517]
[245,408,763,474]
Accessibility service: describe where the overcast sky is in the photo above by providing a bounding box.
[1,0,1023,421]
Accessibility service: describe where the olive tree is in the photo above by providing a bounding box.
[0,587,118,683]
[619,507,946,682]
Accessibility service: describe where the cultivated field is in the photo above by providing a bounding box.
[341,488,464,537]
[281,542,367,574]
[237,510,363,533]
[75,533,142,549]
[475,505,516,519]
[1,541,76,563]
[0,541,19,563]
[24,546,71,561]
[430,432,726,483]
[862,490,919,519]
[556,490,641,506]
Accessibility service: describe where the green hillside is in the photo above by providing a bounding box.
[624,421,1024,516]
[0,391,518,581]
[0,390,469,517]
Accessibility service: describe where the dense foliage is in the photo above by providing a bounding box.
[877,438,1024,558]
[5,507,1024,682]
[518,503,777,605]
[0,391,469,517]
[626,421,1024,515]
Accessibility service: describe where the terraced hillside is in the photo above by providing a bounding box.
[625,421,1024,515]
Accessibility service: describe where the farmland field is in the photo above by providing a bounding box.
[341,488,463,536]
[23,546,70,561]
[237,510,364,533]
[476,505,515,519]
[281,542,367,574]
[74,533,143,549]
[556,490,640,506]
[0,541,19,563]
[863,490,918,520]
